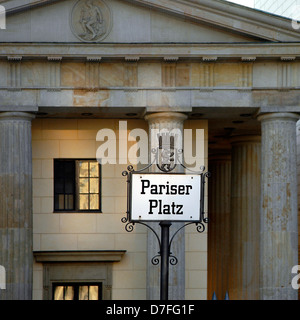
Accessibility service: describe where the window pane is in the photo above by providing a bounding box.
[79,178,89,194]
[65,161,75,178]
[90,194,99,210]
[54,159,101,212]
[79,194,89,210]
[65,286,74,300]
[55,161,65,178]
[65,178,75,194]
[65,194,74,210]
[90,162,99,177]
[53,283,101,300]
[79,286,89,300]
[59,194,65,210]
[54,160,76,212]
[54,178,64,194]
[90,178,99,193]
[79,161,89,177]
[54,286,64,300]
[89,286,98,300]
[54,194,60,210]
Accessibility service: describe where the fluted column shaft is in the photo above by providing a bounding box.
[297,120,300,292]
[258,113,299,300]
[229,135,261,300]
[144,112,187,300]
[0,112,34,300]
[208,154,231,300]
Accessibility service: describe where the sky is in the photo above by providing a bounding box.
[225,0,255,8]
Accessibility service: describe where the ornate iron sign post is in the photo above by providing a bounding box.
[121,134,210,300]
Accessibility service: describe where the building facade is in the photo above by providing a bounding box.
[0,0,299,300]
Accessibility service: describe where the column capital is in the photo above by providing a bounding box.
[257,112,299,123]
[144,112,187,124]
[0,112,35,121]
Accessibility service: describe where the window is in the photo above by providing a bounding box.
[54,159,101,212]
[33,251,125,300]
[53,283,102,300]
[54,160,75,211]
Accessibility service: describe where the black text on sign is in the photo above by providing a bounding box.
[130,173,201,222]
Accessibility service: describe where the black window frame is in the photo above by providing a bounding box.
[54,159,102,213]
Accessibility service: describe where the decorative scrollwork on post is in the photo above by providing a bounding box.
[121,163,210,260]
[121,216,135,232]
[195,222,205,233]
[121,216,127,224]
[125,222,135,232]
[169,254,178,266]
[121,130,210,301]
[122,165,134,177]
[151,254,161,266]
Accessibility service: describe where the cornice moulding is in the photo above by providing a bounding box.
[33,250,127,262]
[0,43,299,60]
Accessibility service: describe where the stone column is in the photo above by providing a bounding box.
[297,120,300,294]
[207,154,231,300]
[258,113,299,300]
[144,112,187,300]
[229,135,261,300]
[0,112,35,300]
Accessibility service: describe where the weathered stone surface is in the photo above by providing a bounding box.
[3,0,300,42]
[229,135,261,300]
[0,59,300,113]
[258,113,299,300]
[297,121,300,277]
[0,112,34,300]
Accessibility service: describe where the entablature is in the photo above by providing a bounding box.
[0,42,299,61]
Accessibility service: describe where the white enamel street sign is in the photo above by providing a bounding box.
[130,173,201,222]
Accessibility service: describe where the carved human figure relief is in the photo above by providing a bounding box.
[70,0,112,42]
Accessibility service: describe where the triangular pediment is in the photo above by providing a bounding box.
[0,0,299,43]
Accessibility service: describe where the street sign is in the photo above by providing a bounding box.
[130,173,201,222]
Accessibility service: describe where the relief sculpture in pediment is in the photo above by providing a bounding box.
[70,0,112,42]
